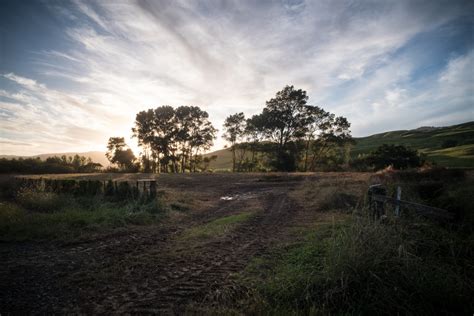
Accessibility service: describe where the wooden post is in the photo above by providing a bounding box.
[368,184,386,220]
[149,180,157,199]
[395,186,402,217]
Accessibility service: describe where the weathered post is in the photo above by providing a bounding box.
[368,184,386,220]
[149,180,157,199]
[395,186,402,217]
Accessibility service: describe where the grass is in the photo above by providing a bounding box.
[352,121,474,168]
[237,168,474,315]
[0,188,167,241]
[182,212,255,239]
[241,218,473,315]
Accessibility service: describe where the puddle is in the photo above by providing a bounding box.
[220,192,258,201]
[220,196,235,201]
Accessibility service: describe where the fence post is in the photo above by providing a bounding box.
[149,180,157,199]
[368,184,386,220]
[395,186,402,217]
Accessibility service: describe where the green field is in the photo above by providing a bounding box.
[206,121,474,169]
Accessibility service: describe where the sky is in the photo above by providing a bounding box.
[0,0,473,156]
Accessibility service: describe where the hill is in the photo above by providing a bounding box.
[352,121,474,168]
[205,121,474,169]
[0,151,110,167]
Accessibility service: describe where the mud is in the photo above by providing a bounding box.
[1,173,321,313]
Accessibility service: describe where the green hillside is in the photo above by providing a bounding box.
[205,121,474,169]
[352,121,474,168]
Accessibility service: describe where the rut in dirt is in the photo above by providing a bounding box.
[0,188,300,314]
[80,191,296,314]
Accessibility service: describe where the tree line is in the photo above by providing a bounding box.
[105,85,355,173]
[0,85,424,174]
[106,106,217,173]
[0,155,102,174]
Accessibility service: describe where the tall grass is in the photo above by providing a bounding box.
[243,218,473,315]
[243,170,474,314]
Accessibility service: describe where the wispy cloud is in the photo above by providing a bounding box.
[0,0,472,155]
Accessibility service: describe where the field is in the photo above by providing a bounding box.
[0,172,473,314]
[206,121,474,169]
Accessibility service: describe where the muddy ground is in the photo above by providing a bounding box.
[0,173,370,314]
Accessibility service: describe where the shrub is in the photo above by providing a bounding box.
[16,186,68,212]
[366,144,422,170]
[441,139,458,148]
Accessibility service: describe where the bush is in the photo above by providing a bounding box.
[365,144,422,170]
[441,139,458,148]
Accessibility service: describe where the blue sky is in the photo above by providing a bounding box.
[0,0,473,155]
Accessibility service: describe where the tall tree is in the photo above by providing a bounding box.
[132,105,216,173]
[106,137,136,171]
[132,109,155,172]
[261,85,308,171]
[223,112,246,172]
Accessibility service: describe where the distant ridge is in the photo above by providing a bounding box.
[0,151,110,167]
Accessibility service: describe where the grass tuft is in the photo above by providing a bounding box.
[183,212,255,239]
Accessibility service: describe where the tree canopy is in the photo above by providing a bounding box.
[222,85,353,172]
[106,137,137,172]
[132,105,217,173]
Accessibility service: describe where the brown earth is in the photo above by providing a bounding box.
[0,173,370,314]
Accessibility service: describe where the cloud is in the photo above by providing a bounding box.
[0,0,473,155]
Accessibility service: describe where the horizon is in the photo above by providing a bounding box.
[1,120,473,159]
[1,0,473,156]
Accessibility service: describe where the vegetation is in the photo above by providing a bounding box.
[131,105,217,173]
[182,212,254,240]
[0,178,167,241]
[240,168,473,315]
[106,137,138,172]
[353,144,423,171]
[243,219,472,315]
[222,85,353,172]
[353,121,474,168]
[206,121,474,170]
[0,154,102,174]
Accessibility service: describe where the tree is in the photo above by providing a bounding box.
[132,105,216,173]
[223,112,246,172]
[106,137,137,171]
[260,85,309,171]
[307,114,353,171]
[366,144,422,170]
[219,86,353,172]
[300,105,331,171]
[132,109,156,172]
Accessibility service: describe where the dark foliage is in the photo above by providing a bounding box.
[132,105,217,173]
[223,85,353,172]
[365,144,422,170]
[0,155,102,174]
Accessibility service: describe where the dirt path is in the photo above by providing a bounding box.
[1,174,309,314]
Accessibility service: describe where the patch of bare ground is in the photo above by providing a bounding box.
[0,172,370,313]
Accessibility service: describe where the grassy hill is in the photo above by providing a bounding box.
[205,121,474,169]
[352,121,474,168]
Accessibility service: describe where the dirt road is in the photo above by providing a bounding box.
[0,173,367,313]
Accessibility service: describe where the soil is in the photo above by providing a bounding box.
[0,173,369,314]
